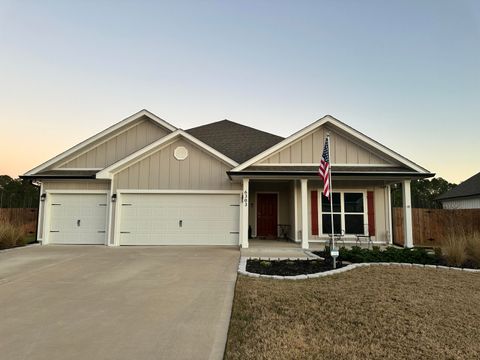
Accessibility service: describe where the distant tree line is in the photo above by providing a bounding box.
[391,177,456,209]
[0,176,39,208]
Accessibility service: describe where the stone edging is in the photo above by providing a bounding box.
[238,257,480,280]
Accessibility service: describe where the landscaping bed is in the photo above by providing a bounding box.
[246,258,345,276]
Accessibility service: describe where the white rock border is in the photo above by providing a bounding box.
[238,256,480,280]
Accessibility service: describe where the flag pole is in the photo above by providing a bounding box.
[327,134,337,269]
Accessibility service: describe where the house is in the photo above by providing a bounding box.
[22,109,434,248]
[437,172,480,209]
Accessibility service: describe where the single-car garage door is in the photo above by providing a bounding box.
[119,193,240,245]
[48,193,108,244]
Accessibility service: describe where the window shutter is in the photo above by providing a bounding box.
[311,190,319,235]
[367,191,375,236]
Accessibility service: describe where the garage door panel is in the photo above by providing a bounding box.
[48,194,108,245]
[119,194,239,245]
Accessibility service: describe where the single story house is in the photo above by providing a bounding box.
[22,110,434,248]
[437,172,480,209]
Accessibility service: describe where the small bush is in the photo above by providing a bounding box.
[0,222,26,249]
[259,261,272,268]
[336,246,438,265]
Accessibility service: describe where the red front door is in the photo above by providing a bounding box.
[257,193,278,238]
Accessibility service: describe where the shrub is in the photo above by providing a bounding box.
[336,246,438,265]
[0,222,26,249]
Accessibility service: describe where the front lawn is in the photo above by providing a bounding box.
[225,267,480,360]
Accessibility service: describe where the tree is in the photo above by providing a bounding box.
[391,177,456,209]
[0,176,39,208]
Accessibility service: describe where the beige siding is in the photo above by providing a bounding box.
[259,125,392,165]
[113,138,240,190]
[43,180,110,191]
[58,118,170,169]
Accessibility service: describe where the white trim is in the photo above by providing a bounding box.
[254,192,280,238]
[251,163,395,168]
[115,189,242,194]
[107,181,114,246]
[24,109,177,176]
[36,183,44,241]
[386,185,393,245]
[301,179,309,249]
[96,130,238,179]
[232,115,429,173]
[293,180,298,242]
[42,190,110,245]
[52,168,103,171]
[402,180,414,248]
[241,178,250,248]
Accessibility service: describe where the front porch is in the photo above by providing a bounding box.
[238,177,415,250]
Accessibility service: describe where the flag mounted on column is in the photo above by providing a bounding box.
[318,138,330,199]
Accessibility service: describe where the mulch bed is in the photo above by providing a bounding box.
[246,259,345,276]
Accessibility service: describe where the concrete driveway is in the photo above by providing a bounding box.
[0,245,239,360]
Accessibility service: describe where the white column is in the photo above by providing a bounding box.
[240,178,250,248]
[386,185,393,245]
[301,178,309,249]
[293,180,299,242]
[402,180,413,248]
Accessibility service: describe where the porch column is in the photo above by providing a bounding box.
[301,178,309,249]
[402,180,413,248]
[240,178,249,248]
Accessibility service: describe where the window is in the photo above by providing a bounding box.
[320,191,366,235]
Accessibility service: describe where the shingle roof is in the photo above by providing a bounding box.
[186,120,284,164]
[21,170,98,179]
[437,172,480,200]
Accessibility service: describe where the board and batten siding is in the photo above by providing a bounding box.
[58,117,170,169]
[113,138,240,191]
[259,126,392,165]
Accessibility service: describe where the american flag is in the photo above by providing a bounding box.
[318,138,330,199]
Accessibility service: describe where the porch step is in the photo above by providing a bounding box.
[241,247,317,259]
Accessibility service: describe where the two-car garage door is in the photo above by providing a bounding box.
[118,194,240,245]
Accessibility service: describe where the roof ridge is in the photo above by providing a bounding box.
[187,119,284,139]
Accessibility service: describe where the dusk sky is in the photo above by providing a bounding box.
[1,0,479,183]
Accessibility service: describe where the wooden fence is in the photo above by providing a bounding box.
[393,208,480,247]
[0,208,38,234]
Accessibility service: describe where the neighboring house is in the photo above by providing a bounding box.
[437,172,480,209]
[22,109,434,248]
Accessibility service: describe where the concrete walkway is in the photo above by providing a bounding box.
[0,245,239,360]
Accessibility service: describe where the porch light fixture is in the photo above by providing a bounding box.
[40,193,46,202]
[111,194,117,202]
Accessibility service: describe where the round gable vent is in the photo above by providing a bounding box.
[174,146,189,160]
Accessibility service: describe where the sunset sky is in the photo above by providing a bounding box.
[1,0,479,183]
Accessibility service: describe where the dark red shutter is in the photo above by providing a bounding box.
[311,190,319,235]
[367,191,375,236]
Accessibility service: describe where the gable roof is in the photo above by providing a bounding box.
[96,129,238,179]
[186,120,284,164]
[437,172,480,201]
[231,115,431,174]
[24,109,177,176]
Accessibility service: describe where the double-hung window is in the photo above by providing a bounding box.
[321,191,366,235]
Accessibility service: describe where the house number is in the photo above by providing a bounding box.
[243,191,248,207]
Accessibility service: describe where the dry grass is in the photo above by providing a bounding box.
[0,222,26,249]
[443,226,480,268]
[466,232,480,266]
[225,267,480,360]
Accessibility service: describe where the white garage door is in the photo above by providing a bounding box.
[48,193,108,244]
[119,193,240,245]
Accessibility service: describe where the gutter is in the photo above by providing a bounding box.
[19,175,97,180]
